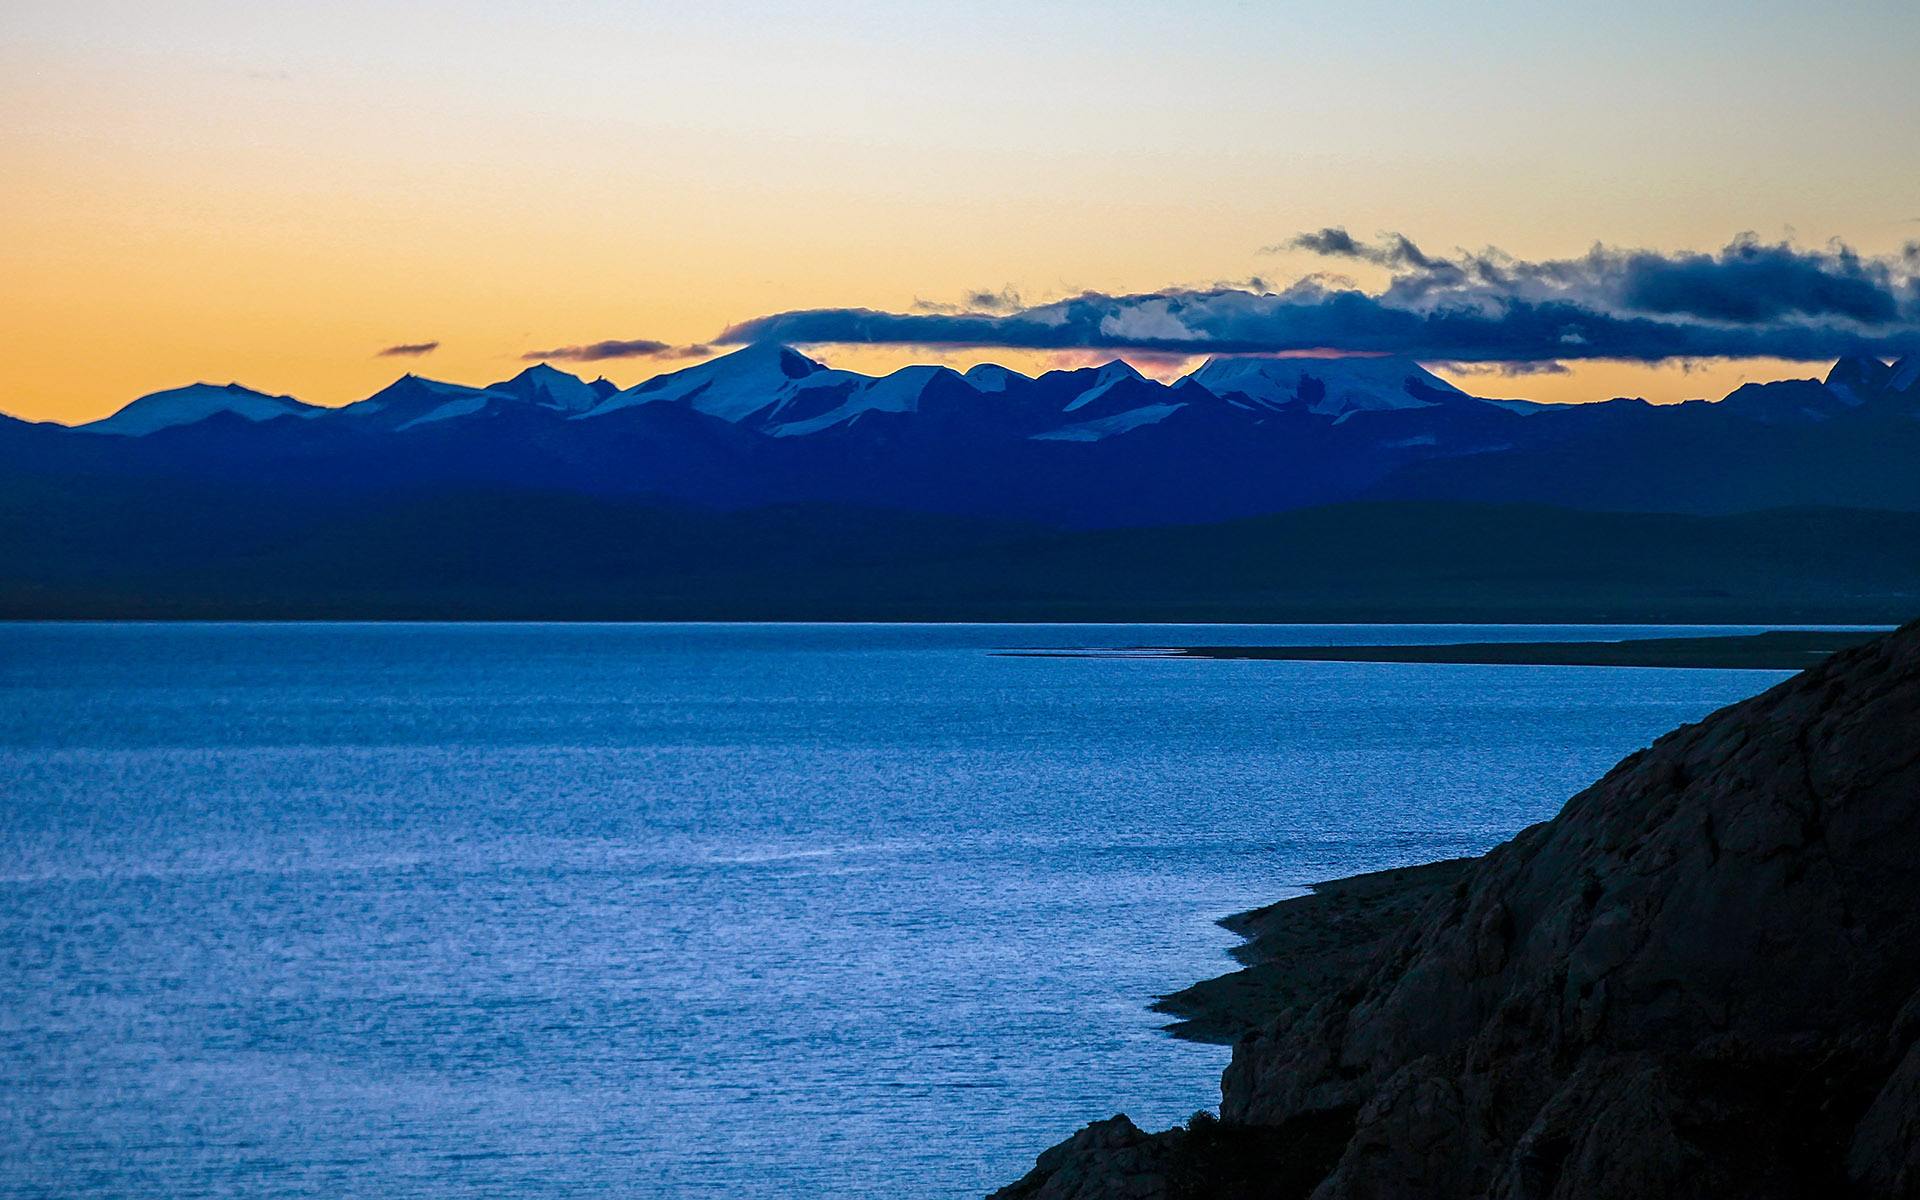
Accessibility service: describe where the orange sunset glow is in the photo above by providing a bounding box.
[4,2,1918,423]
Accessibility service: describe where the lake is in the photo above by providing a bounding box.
[0,623,1805,1197]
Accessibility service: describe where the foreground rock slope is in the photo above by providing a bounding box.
[996,619,1920,1199]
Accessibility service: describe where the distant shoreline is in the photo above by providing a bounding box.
[1015,629,1883,670]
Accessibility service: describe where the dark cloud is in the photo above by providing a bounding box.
[1615,235,1896,323]
[964,286,1024,312]
[1272,227,1460,280]
[522,339,710,362]
[376,341,440,357]
[715,233,1919,365]
[912,287,1025,315]
[722,289,1916,363]
[1279,226,1366,258]
[1354,232,1911,326]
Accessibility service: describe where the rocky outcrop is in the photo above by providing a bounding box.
[992,1110,1360,1200]
[995,619,1920,1199]
[1152,859,1474,1045]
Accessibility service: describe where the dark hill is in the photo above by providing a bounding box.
[3,489,1919,621]
[995,618,1920,1198]
[1372,395,1920,514]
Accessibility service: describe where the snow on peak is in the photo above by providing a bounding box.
[337,375,502,429]
[381,375,484,399]
[1064,367,1154,414]
[1010,357,1150,416]
[1186,355,1464,416]
[492,363,603,413]
[81,382,319,436]
[346,366,609,429]
[1824,355,1892,405]
[962,363,1029,393]
[582,343,831,422]
[854,365,950,408]
[1032,402,1184,442]
[763,364,969,437]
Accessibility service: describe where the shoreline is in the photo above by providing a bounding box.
[1152,858,1478,1045]
[994,619,1920,1199]
[1013,628,1881,670]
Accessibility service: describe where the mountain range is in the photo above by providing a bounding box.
[3,347,1918,619]
[12,345,1920,522]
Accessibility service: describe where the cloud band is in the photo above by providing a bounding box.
[713,233,1919,364]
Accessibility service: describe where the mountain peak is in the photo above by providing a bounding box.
[339,375,502,430]
[1060,361,1163,415]
[489,362,601,413]
[80,382,318,437]
[1825,354,1893,403]
[962,363,1030,393]
[731,342,827,380]
[365,374,484,401]
[584,343,833,423]
[1187,354,1466,416]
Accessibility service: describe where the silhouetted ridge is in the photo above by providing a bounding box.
[41,354,1920,527]
[997,618,1920,1198]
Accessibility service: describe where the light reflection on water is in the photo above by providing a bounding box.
[0,623,1795,1197]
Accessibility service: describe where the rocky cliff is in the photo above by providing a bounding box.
[995,619,1920,1199]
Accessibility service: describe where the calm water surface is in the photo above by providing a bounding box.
[0,623,1805,1197]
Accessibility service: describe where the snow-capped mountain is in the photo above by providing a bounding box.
[1825,355,1894,407]
[1716,354,1920,424]
[1059,360,1146,413]
[488,363,617,414]
[334,366,619,431]
[341,375,509,431]
[1831,352,1920,405]
[80,382,320,436]
[961,363,1030,393]
[15,351,1920,617]
[77,349,1920,448]
[46,347,1920,530]
[1032,400,1185,442]
[1187,355,1472,418]
[1029,362,1194,441]
[72,345,1531,444]
[577,345,1166,439]
[576,343,1018,437]
[583,343,848,423]
[756,363,974,437]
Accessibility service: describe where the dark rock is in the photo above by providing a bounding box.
[990,1110,1358,1200]
[997,618,1920,1199]
[1153,859,1474,1044]
[992,1116,1179,1200]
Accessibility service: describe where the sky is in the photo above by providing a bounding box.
[3,0,1918,424]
